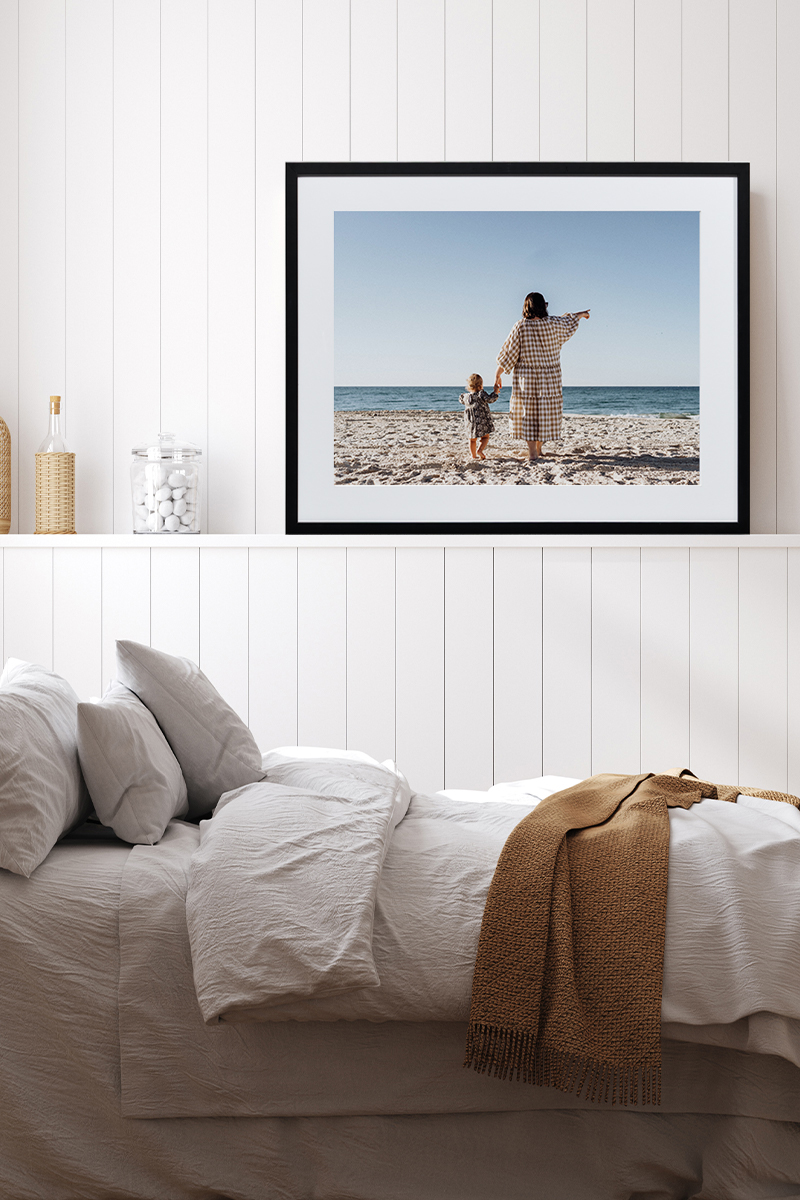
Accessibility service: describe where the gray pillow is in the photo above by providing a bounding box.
[0,659,90,877]
[115,641,265,817]
[77,681,189,844]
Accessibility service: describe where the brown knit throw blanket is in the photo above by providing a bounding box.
[465,770,800,1105]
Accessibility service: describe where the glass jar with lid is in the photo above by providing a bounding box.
[131,433,202,534]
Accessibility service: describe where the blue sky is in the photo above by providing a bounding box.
[334,210,699,386]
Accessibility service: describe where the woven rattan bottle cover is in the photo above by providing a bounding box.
[35,396,75,535]
[0,416,9,535]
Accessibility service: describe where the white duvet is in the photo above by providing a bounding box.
[185,751,800,1036]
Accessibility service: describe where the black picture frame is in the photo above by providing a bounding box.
[286,161,749,536]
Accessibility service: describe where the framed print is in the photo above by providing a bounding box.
[286,161,749,535]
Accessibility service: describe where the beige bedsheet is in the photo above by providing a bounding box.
[2,836,800,1200]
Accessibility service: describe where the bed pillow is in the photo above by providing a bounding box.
[0,658,90,877]
[77,681,189,844]
[115,640,265,817]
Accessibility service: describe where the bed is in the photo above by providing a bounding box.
[2,644,800,1199]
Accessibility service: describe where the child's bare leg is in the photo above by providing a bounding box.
[526,439,537,462]
[478,436,489,459]
[469,438,478,459]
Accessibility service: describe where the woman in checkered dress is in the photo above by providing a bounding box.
[494,292,590,463]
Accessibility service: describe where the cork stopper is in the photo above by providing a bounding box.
[50,395,61,414]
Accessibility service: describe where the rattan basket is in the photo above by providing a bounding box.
[35,452,75,535]
[0,417,9,535]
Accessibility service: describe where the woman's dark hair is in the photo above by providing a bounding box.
[522,292,548,320]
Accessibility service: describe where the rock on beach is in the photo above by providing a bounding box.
[334,411,700,486]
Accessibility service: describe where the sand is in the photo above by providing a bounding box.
[334,411,700,486]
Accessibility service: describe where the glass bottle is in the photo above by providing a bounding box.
[35,395,75,535]
[37,396,70,453]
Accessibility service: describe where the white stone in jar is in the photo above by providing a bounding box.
[147,511,164,532]
[146,464,167,488]
[179,511,193,526]
[172,498,187,517]
[134,517,148,532]
[135,504,149,520]
[155,485,172,503]
[171,487,186,500]
[133,487,146,505]
[167,471,186,488]
[145,494,157,511]
[164,514,181,531]
[158,499,174,517]
[178,524,192,533]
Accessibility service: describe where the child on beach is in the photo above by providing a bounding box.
[459,373,498,460]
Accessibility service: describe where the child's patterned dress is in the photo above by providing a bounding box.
[459,389,497,438]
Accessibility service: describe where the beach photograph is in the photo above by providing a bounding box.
[333,209,700,487]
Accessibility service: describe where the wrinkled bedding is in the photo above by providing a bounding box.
[184,760,800,1030]
[2,785,800,1199]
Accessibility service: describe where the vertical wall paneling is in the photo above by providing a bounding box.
[160,0,208,470]
[296,547,347,748]
[539,1,587,162]
[776,0,800,532]
[586,0,634,161]
[18,2,66,536]
[397,0,445,161]
[395,548,445,794]
[591,547,641,775]
[738,547,788,790]
[634,0,682,160]
[689,547,739,781]
[493,548,543,784]
[346,547,396,761]
[113,0,161,533]
[443,548,494,790]
[254,0,302,533]
[302,0,350,161]
[640,548,690,768]
[66,0,113,534]
[351,0,398,161]
[681,0,729,161]
[731,0,778,532]
[208,0,255,534]
[53,546,101,698]
[542,548,592,779]
[199,547,250,722]
[492,0,539,162]
[248,546,298,749]
[150,547,200,663]
[788,548,800,793]
[444,0,492,161]
[100,546,151,689]
[3,548,53,668]
[0,0,18,532]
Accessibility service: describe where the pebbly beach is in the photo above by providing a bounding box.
[334,411,700,486]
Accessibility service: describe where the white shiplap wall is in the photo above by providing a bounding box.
[3,537,800,798]
[0,0,799,534]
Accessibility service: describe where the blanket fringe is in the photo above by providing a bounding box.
[464,1022,661,1107]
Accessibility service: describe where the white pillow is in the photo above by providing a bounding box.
[116,640,265,818]
[77,681,189,844]
[0,659,90,876]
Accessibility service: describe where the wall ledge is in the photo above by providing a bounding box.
[3,533,800,550]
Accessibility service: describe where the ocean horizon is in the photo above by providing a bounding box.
[334,385,700,417]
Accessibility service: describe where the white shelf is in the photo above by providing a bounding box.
[3,533,800,550]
